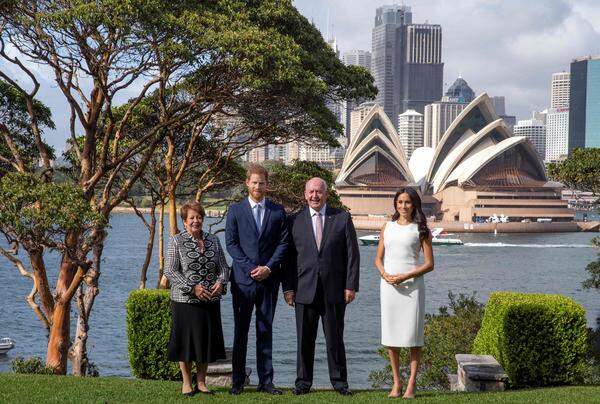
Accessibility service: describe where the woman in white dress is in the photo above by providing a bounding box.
[374,188,434,398]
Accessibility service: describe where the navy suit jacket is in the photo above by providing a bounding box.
[283,206,360,304]
[225,198,289,289]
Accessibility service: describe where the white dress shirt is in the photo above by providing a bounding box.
[309,204,327,240]
[248,196,266,229]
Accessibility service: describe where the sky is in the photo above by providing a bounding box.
[3,0,600,152]
[294,0,600,116]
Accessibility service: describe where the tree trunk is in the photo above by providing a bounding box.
[70,229,105,376]
[139,205,157,289]
[46,233,78,374]
[157,201,168,289]
[167,190,178,236]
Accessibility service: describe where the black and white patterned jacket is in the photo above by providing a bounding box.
[164,231,230,303]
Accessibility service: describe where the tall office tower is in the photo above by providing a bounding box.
[443,76,475,104]
[551,72,570,109]
[569,56,600,152]
[514,113,546,159]
[341,50,373,140]
[372,5,412,124]
[545,107,569,162]
[342,50,372,72]
[490,96,506,115]
[349,101,377,141]
[401,24,444,115]
[398,109,423,159]
[423,101,466,148]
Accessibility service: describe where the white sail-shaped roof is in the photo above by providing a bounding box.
[336,104,413,186]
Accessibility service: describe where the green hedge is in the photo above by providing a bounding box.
[126,289,180,380]
[472,291,588,388]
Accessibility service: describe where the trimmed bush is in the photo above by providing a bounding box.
[126,289,180,380]
[473,291,588,388]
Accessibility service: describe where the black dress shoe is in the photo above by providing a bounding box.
[335,387,353,396]
[229,386,244,395]
[257,384,283,395]
[292,386,310,395]
[182,386,198,397]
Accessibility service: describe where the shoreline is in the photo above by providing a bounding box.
[111,206,599,233]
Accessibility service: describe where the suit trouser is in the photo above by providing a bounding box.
[231,280,279,388]
[295,278,348,390]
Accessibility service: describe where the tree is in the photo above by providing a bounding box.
[0,0,375,375]
[267,160,345,212]
[548,148,600,291]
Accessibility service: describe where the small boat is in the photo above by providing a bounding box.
[0,338,15,355]
[359,234,379,246]
[359,227,463,246]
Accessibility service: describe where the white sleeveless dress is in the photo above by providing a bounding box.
[380,222,425,347]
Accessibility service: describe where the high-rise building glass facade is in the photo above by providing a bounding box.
[569,56,600,152]
[371,5,442,128]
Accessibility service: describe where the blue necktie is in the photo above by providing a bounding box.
[253,204,262,233]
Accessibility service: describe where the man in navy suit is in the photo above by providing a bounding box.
[225,164,288,395]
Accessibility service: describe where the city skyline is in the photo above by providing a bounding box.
[2,1,600,153]
[294,0,600,127]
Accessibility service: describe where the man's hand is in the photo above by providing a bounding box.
[250,266,271,281]
[344,289,356,304]
[210,282,224,298]
[194,284,211,301]
[284,291,295,307]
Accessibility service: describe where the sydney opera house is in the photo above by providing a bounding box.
[335,94,574,222]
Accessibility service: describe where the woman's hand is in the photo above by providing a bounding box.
[382,272,396,284]
[393,274,408,284]
[194,284,211,301]
[210,282,223,298]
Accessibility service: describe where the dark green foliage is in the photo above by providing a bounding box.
[547,148,600,198]
[0,172,102,245]
[266,160,345,212]
[369,292,485,390]
[11,357,54,375]
[473,292,588,388]
[126,289,180,380]
[582,237,600,290]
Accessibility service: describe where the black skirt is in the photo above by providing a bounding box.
[168,300,226,363]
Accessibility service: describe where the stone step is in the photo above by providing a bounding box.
[454,354,508,392]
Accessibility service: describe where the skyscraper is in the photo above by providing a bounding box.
[423,101,466,148]
[545,108,569,162]
[569,56,600,152]
[490,96,506,116]
[551,72,570,109]
[443,76,474,104]
[514,113,546,159]
[371,5,442,127]
[342,50,372,72]
[341,50,373,140]
[398,109,423,159]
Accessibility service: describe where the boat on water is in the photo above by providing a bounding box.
[0,338,15,355]
[359,227,463,246]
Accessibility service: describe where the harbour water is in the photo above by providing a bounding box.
[1,213,598,388]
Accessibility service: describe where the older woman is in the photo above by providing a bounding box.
[164,201,229,397]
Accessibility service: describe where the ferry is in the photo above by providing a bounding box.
[0,338,15,355]
[359,228,463,246]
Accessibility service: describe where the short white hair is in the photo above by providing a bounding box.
[305,177,327,192]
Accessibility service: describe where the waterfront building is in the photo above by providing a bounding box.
[398,109,423,159]
[569,55,600,152]
[514,113,546,160]
[551,72,570,109]
[371,5,443,126]
[336,93,573,221]
[423,101,466,148]
[545,108,569,162]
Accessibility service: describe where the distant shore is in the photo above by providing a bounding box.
[111,206,599,233]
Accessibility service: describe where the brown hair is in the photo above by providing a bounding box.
[180,201,205,221]
[246,163,268,182]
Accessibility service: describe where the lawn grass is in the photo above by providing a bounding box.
[1,373,599,403]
